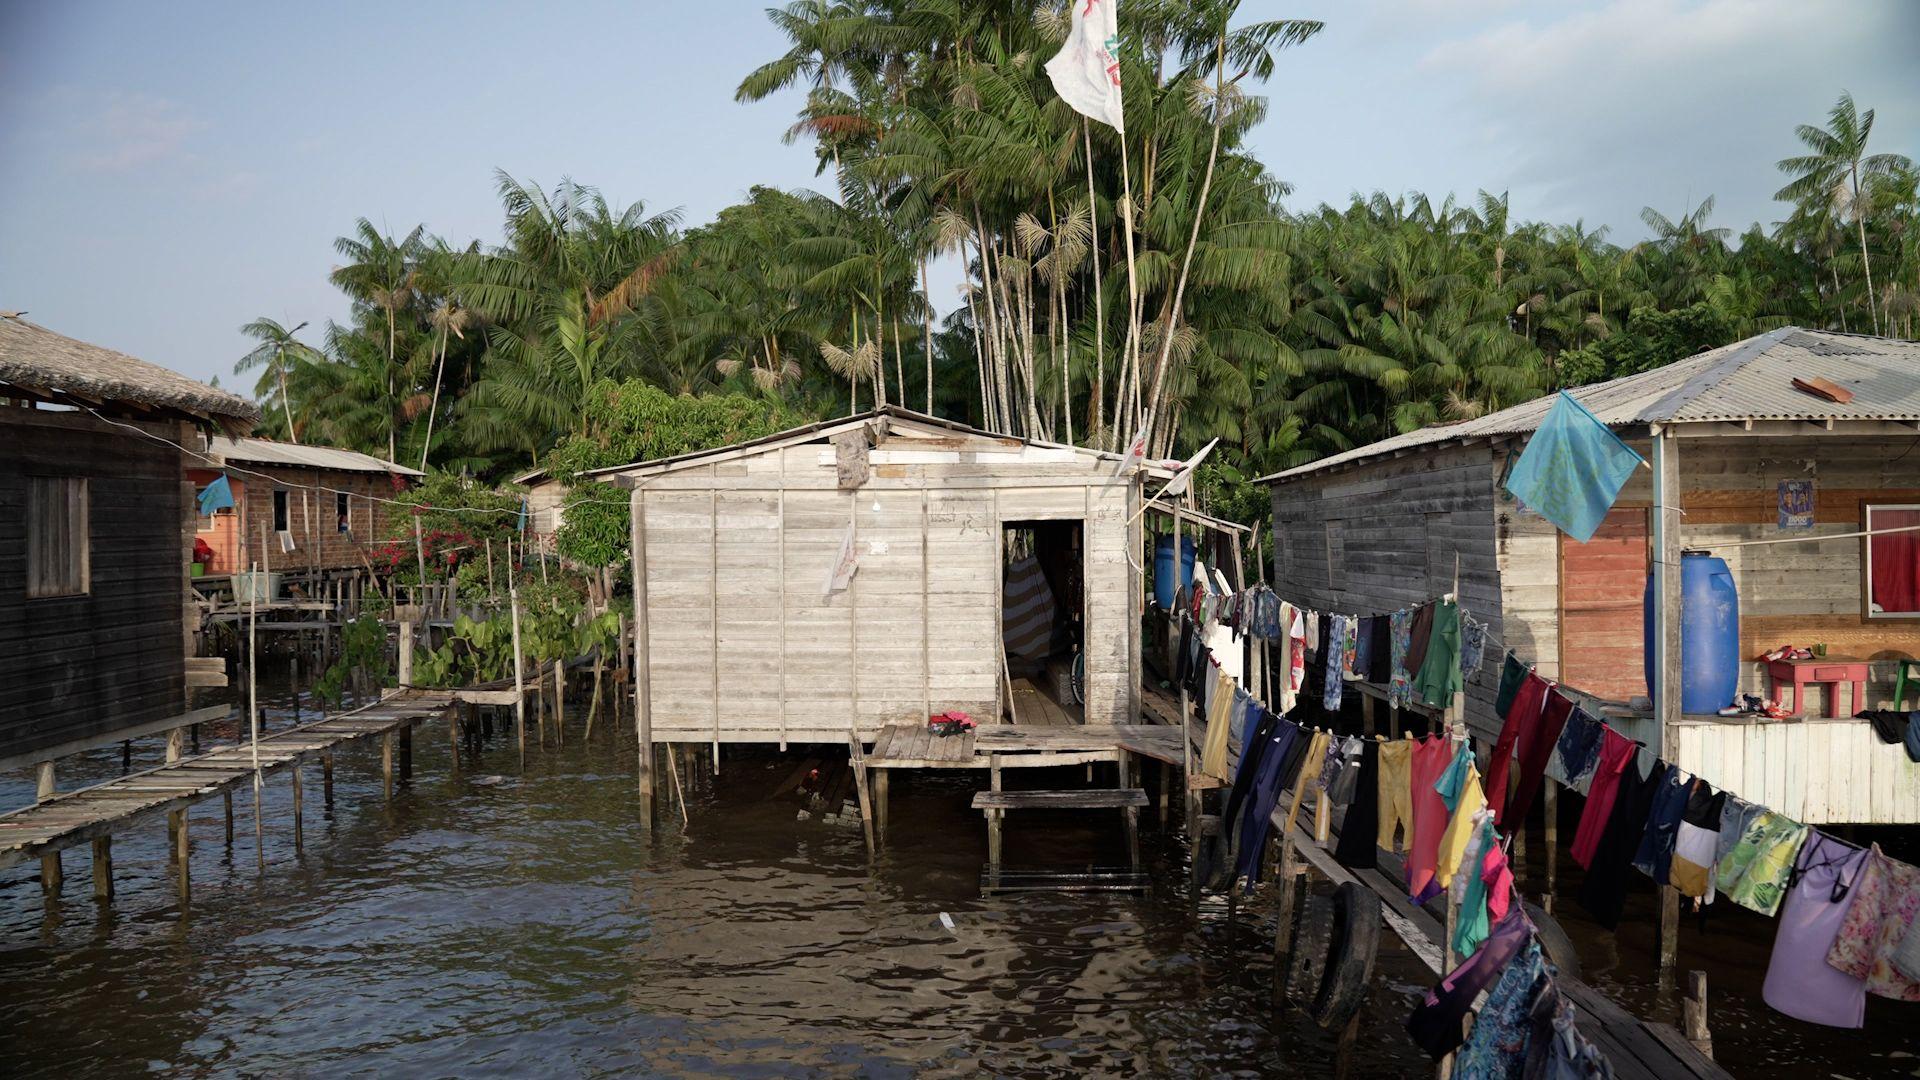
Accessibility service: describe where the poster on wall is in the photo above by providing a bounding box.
[1777,479,1815,530]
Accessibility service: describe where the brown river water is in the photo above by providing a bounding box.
[2,685,1441,1079]
[5,682,1919,1077]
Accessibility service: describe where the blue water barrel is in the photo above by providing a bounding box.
[1154,535,1198,610]
[1643,552,1740,713]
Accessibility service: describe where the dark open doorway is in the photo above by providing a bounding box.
[1001,519,1085,724]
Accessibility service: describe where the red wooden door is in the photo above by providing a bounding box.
[1558,507,1649,702]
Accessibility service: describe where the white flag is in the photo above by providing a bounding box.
[1159,438,1219,499]
[1045,0,1125,133]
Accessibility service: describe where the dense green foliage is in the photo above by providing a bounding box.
[239,2,1916,530]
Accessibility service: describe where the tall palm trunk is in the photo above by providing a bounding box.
[920,255,935,415]
[419,323,450,472]
[277,349,299,444]
[384,299,398,462]
[1084,121,1106,445]
[1144,37,1228,451]
[1855,163,1881,334]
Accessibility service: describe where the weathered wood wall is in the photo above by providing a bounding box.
[0,411,186,761]
[1268,441,1505,741]
[634,430,1139,744]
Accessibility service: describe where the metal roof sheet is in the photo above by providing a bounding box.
[205,436,424,476]
[1259,328,1920,483]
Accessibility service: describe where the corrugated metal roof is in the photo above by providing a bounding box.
[205,436,424,477]
[1259,328,1920,483]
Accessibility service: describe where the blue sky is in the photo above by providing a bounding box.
[1,0,1914,390]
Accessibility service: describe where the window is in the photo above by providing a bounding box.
[273,489,290,532]
[1866,504,1920,617]
[337,491,350,534]
[27,477,88,598]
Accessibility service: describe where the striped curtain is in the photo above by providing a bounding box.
[1002,555,1057,661]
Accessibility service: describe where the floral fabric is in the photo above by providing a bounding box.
[1323,614,1351,711]
[1826,845,1920,1001]
[1715,804,1809,917]
[1388,608,1414,709]
[1456,939,1547,1080]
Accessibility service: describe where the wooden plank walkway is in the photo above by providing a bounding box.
[0,690,456,873]
[863,722,1185,770]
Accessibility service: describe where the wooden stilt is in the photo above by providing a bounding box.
[875,768,890,844]
[1271,833,1300,974]
[321,751,335,808]
[1157,760,1169,827]
[847,733,875,857]
[40,852,62,897]
[223,790,234,846]
[1658,885,1681,975]
[1542,779,1558,913]
[91,836,112,901]
[1121,750,1140,870]
[987,753,1004,874]
[400,724,413,781]
[172,809,190,905]
[383,731,395,801]
[291,765,304,856]
[1683,971,1712,1059]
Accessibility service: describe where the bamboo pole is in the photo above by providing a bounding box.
[248,554,263,872]
[630,486,654,831]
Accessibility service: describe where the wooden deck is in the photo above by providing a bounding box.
[864,722,1185,770]
[0,690,457,873]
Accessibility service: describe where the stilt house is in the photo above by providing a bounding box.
[1259,327,1920,824]
[0,315,258,768]
[185,437,422,578]
[599,408,1147,746]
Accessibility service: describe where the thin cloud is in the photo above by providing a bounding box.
[76,91,205,171]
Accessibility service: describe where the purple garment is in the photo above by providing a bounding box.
[1762,831,1870,1028]
[1407,907,1532,1060]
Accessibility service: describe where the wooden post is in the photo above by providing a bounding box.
[1683,970,1712,1059]
[91,836,112,901]
[398,620,414,687]
[1651,426,1682,978]
[510,584,527,763]
[223,790,234,846]
[413,514,429,608]
[36,760,54,800]
[321,752,335,808]
[174,808,190,905]
[1172,501,1199,889]
[875,768,890,844]
[382,731,395,801]
[291,764,304,856]
[1542,778,1558,913]
[987,753,1004,874]
[630,486,654,832]
[1121,750,1140,870]
[553,662,566,746]
[848,732,876,857]
[1271,833,1300,970]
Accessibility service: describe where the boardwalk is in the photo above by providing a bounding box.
[1,690,457,879]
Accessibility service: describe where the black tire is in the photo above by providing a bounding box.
[1311,881,1382,1030]
[1284,893,1336,1005]
[1522,900,1582,980]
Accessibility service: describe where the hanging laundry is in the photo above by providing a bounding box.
[1825,845,1920,1002]
[1367,615,1392,684]
[1407,734,1456,903]
[1221,706,1280,849]
[1433,744,1487,895]
[1236,723,1317,884]
[1455,939,1549,1080]
[1001,554,1055,658]
[1894,902,1920,984]
[1201,669,1235,778]
[1334,736,1382,870]
[1493,652,1529,716]
[1322,614,1351,712]
[1414,598,1462,709]
[1670,781,1725,902]
[1280,603,1307,714]
[1173,617,1196,687]
[1388,608,1415,709]
[1255,587,1282,640]
[1404,602,1437,683]
[1459,612,1490,681]
[1376,737,1415,855]
[1545,706,1605,792]
[1281,730,1332,838]
[1486,671,1553,826]
[1631,767,1694,885]
[1522,981,1613,1079]
[1408,906,1532,1062]
[1570,728,1637,869]
[196,473,235,515]
[1450,815,1498,958]
[1502,390,1646,543]
[1762,832,1869,1028]
[1352,615,1375,683]
[1715,799,1809,917]
[1577,755,1661,930]
[1505,687,1575,829]
[1321,735,1365,805]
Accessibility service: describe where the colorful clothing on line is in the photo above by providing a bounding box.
[1279,603,1306,715]
[1455,939,1548,1080]
[1450,815,1497,958]
[1825,844,1920,1002]
[1715,801,1808,917]
[1326,736,1365,805]
[1486,670,1553,827]
[1894,905,1920,984]
[1763,831,1869,1028]
[1367,615,1392,683]
[1334,735,1381,870]
[1545,706,1604,792]
[1522,981,1613,1080]
[1408,905,1532,1061]
[1670,782,1724,902]
[1352,616,1376,684]
[1388,609,1415,709]
[1433,743,1484,892]
[1200,669,1235,778]
[1493,652,1529,717]
[1632,766,1694,885]
[1414,599,1462,709]
[1322,614,1350,712]
[1506,686,1574,829]
[1570,727,1637,869]
[1406,734,1456,903]
[1376,737,1414,854]
[1404,602,1437,684]
[1458,612,1489,681]
[1577,754,1661,930]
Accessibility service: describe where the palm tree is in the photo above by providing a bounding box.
[330,221,426,460]
[235,317,322,441]
[1776,92,1914,335]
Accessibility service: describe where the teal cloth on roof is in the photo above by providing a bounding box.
[197,474,234,515]
[1503,391,1644,543]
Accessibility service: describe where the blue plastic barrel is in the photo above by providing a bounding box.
[1643,552,1740,713]
[1154,535,1198,610]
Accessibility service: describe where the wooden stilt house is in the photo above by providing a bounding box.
[597,408,1148,747]
[0,315,258,769]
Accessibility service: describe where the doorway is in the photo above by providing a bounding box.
[1001,519,1085,724]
